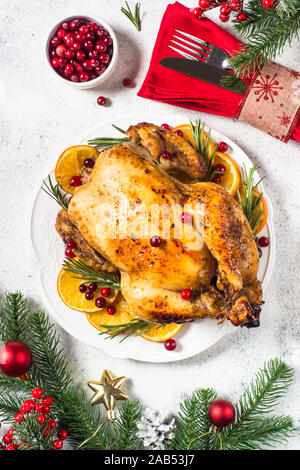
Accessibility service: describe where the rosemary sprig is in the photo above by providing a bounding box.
[112,124,127,135]
[63,257,121,290]
[42,175,70,210]
[88,136,130,150]
[237,164,266,234]
[189,119,217,181]
[99,318,163,342]
[121,2,141,32]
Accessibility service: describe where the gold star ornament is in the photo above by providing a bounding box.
[88,369,128,421]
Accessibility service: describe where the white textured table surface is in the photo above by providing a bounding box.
[1,0,300,450]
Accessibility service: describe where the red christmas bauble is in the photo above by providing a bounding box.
[0,341,32,377]
[208,399,235,427]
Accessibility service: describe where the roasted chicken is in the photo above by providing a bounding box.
[56,123,263,328]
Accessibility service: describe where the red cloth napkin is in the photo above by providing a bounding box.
[138,1,300,143]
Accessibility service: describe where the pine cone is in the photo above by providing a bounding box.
[136,408,175,450]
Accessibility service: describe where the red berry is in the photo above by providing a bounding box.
[51,58,60,68]
[42,396,53,406]
[258,236,270,247]
[70,20,80,31]
[56,45,66,57]
[31,387,44,400]
[199,0,212,8]
[86,31,96,41]
[71,74,79,82]
[58,57,67,67]
[67,240,76,249]
[7,429,14,437]
[58,429,68,440]
[3,434,12,444]
[220,4,231,14]
[84,158,95,168]
[181,212,193,224]
[5,445,16,450]
[88,283,98,292]
[212,174,222,184]
[150,235,162,247]
[164,339,176,351]
[219,14,230,22]
[74,62,83,73]
[236,12,247,21]
[79,25,89,35]
[104,36,113,46]
[74,32,85,43]
[65,64,74,75]
[79,72,89,82]
[64,36,74,47]
[83,40,93,50]
[174,129,183,137]
[123,78,133,87]
[180,289,192,300]
[47,419,57,429]
[97,28,108,39]
[57,29,66,39]
[90,59,99,68]
[72,42,81,51]
[162,151,171,160]
[263,0,274,8]
[258,247,263,258]
[83,59,92,71]
[24,399,35,411]
[87,22,99,32]
[79,284,87,293]
[218,141,228,152]
[43,405,51,415]
[14,413,23,423]
[35,402,44,412]
[95,40,107,53]
[69,175,82,186]
[95,65,107,76]
[192,7,204,18]
[88,50,98,59]
[95,297,106,309]
[53,439,63,450]
[213,163,226,174]
[229,0,241,10]
[101,288,111,297]
[107,306,116,315]
[50,36,62,48]
[99,53,110,64]
[65,248,76,258]
[76,50,85,61]
[38,414,47,424]
[20,405,27,413]
[61,22,69,31]
[97,96,106,106]
[85,292,94,301]
[161,123,172,130]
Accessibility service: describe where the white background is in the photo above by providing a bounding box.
[1,0,300,449]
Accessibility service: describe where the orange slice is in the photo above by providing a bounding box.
[140,323,182,342]
[211,151,241,196]
[86,296,136,332]
[55,145,99,194]
[238,188,268,234]
[57,265,118,313]
[172,124,215,158]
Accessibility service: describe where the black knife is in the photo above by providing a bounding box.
[160,57,246,95]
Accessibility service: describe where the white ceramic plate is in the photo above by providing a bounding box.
[28,113,275,363]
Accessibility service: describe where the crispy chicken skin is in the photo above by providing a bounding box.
[62,124,263,328]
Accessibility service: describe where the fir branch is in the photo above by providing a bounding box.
[42,175,70,211]
[113,401,141,450]
[237,164,265,233]
[169,388,217,450]
[189,119,217,181]
[0,393,22,422]
[99,318,158,342]
[222,358,295,448]
[220,73,248,95]
[121,2,141,31]
[14,415,54,450]
[63,257,121,290]
[0,292,30,343]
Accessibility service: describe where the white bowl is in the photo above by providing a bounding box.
[45,14,119,89]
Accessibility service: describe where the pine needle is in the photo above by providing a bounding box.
[63,257,121,290]
[42,175,70,211]
[113,401,141,450]
[237,164,266,234]
[121,2,141,32]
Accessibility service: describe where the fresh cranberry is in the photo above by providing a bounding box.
[83,40,93,50]
[79,284,87,293]
[164,339,176,351]
[84,158,95,168]
[66,241,76,250]
[87,283,97,293]
[74,62,83,73]
[123,78,132,87]
[74,32,85,43]
[181,212,193,224]
[50,49,57,58]
[97,28,108,38]
[95,65,107,76]
[212,174,222,184]
[76,50,85,61]
[64,36,74,47]
[86,31,95,41]
[107,306,116,315]
[32,387,43,399]
[56,44,66,57]
[58,57,67,67]
[162,151,171,160]
[57,28,66,39]
[53,439,63,450]
[213,163,226,174]
[65,49,74,59]
[70,20,80,31]
[95,297,106,309]
[258,236,270,247]
[58,430,68,441]
[88,50,98,59]
[95,40,107,53]
[258,247,262,258]
[71,74,79,82]
[82,59,92,71]
[69,175,82,186]
[65,248,76,258]
[50,36,62,47]
[218,141,228,152]
[87,22,99,32]
[99,53,110,64]
[79,25,89,35]
[180,289,192,300]
[150,236,161,247]
[97,96,106,106]
[161,123,172,130]
[51,57,60,68]
[85,292,94,301]
[89,59,98,69]
[71,42,81,52]
[101,288,111,297]
[61,21,69,31]
[65,64,74,75]
[192,7,204,18]
[104,36,113,46]
[174,129,183,137]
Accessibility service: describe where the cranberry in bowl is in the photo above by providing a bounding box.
[46,15,118,89]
